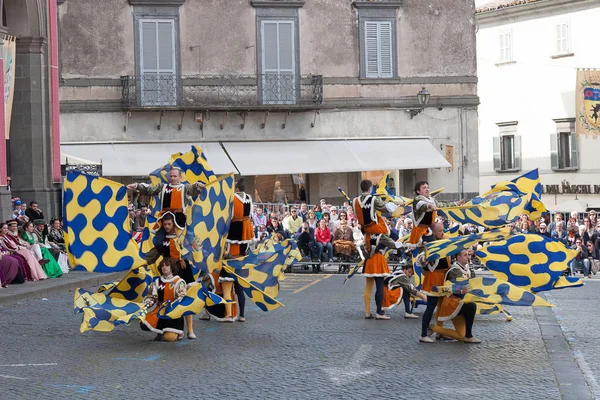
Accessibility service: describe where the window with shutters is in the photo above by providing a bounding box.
[260,20,296,105]
[554,21,571,55]
[498,30,513,63]
[139,19,177,107]
[551,132,579,171]
[364,21,393,78]
[493,122,521,172]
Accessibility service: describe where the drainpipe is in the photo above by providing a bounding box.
[48,0,61,183]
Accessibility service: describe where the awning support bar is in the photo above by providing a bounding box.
[219,141,241,176]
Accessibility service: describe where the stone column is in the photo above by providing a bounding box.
[9,36,61,219]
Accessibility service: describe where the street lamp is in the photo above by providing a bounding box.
[407,87,430,119]
[417,87,430,106]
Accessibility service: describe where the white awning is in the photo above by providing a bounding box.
[221,138,450,175]
[551,199,588,213]
[61,138,449,176]
[60,142,236,176]
[61,153,98,165]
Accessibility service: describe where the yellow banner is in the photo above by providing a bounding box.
[576,69,600,138]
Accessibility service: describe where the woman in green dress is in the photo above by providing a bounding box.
[21,221,62,278]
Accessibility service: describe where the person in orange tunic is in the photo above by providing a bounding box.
[141,258,187,342]
[127,168,204,230]
[353,180,404,260]
[220,179,253,322]
[145,212,197,340]
[433,249,480,343]
[417,222,452,343]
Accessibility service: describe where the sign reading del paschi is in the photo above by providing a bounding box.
[543,183,600,195]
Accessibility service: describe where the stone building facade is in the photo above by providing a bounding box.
[35,0,478,210]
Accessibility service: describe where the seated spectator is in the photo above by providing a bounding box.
[21,221,63,278]
[252,207,267,236]
[569,211,580,227]
[305,210,318,230]
[330,206,339,222]
[48,218,66,250]
[538,222,550,238]
[315,219,333,263]
[267,218,285,239]
[133,204,149,232]
[0,248,25,287]
[128,205,136,233]
[387,219,399,241]
[589,210,598,227]
[321,212,334,231]
[582,216,594,244]
[297,222,316,261]
[1,222,47,281]
[566,225,580,248]
[298,203,309,221]
[519,221,531,234]
[333,211,348,235]
[395,215,405,232]
[346,207,357,223]
[333,219,355,258]
[12,200,29,226]
[548,213,564,233]
[314,205,323,221]
[551,221,567,245]
[282,207,303,238]
[25,201,44,222]
[586,240,599,278]
[255,224,269,244]
[571,238,589,276]
[399,219,413,238]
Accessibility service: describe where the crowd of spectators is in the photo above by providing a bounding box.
[0,198,69,289]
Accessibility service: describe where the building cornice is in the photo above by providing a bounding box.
[128,0,185,5]
[496,121,518,127]
[16,37,47,54]
[353,0,402,8]
[476,0,599,24]
[251,0,304,7]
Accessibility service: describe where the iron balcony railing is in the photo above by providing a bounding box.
[121,74,323,109]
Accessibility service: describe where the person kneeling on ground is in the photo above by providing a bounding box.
[382,264,427,319]
[141,258,187,342]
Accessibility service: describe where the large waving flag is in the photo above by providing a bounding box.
[440,169,546,228]
[424,228,511,262]
[433,276,553,308]
[224,239,301,311]
[157,282,228,319]
[372,173,445,217]
[63,171,145,273]
[182,174,235,275]
[475,234,582,292]
[74,289,149,333]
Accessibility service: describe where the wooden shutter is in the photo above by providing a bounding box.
[365,21,393,78]
[261,20,296,104]
[365,21,379,78]
[514,135,522,171]
[139,19,176,106]
[379,22,393,78]
[550,133,559,170]
[493,136,501,171]
[570,132,579,169]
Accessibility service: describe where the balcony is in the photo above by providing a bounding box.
[121,74,323,111]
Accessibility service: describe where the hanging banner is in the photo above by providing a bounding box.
[3,36,15,140]
[576,69,600,138]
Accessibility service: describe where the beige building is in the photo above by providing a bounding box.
[58,0,480,204]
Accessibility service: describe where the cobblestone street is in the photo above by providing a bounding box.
[0,273,596,399]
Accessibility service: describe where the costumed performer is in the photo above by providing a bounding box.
[21,221,62,278]
[433,249,480,343]
[127,168,205,231]
[363,237,391,320]
[145,211,197,340]
[410,180,463,244]
[382,264,427,319]
[221,178,253,322]
[141,258,187,342]
[417,222,451,343]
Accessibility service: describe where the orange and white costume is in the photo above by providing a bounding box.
[141,275,187,334]
[226,192,253,258]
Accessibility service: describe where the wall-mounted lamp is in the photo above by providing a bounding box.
[406,87,430,119]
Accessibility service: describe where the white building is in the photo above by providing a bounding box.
[477,0,600,212]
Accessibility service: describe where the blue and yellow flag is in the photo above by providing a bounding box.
[475,234,581,292]
[372,173,444,217]
[157,282,227,319]
[63,171,145,273]
[224,239,301,311]
[182,174,235,275]
[424,228,511,262]
[440,169,546,228]
[433,276,553,308]
[73,288,148,333]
